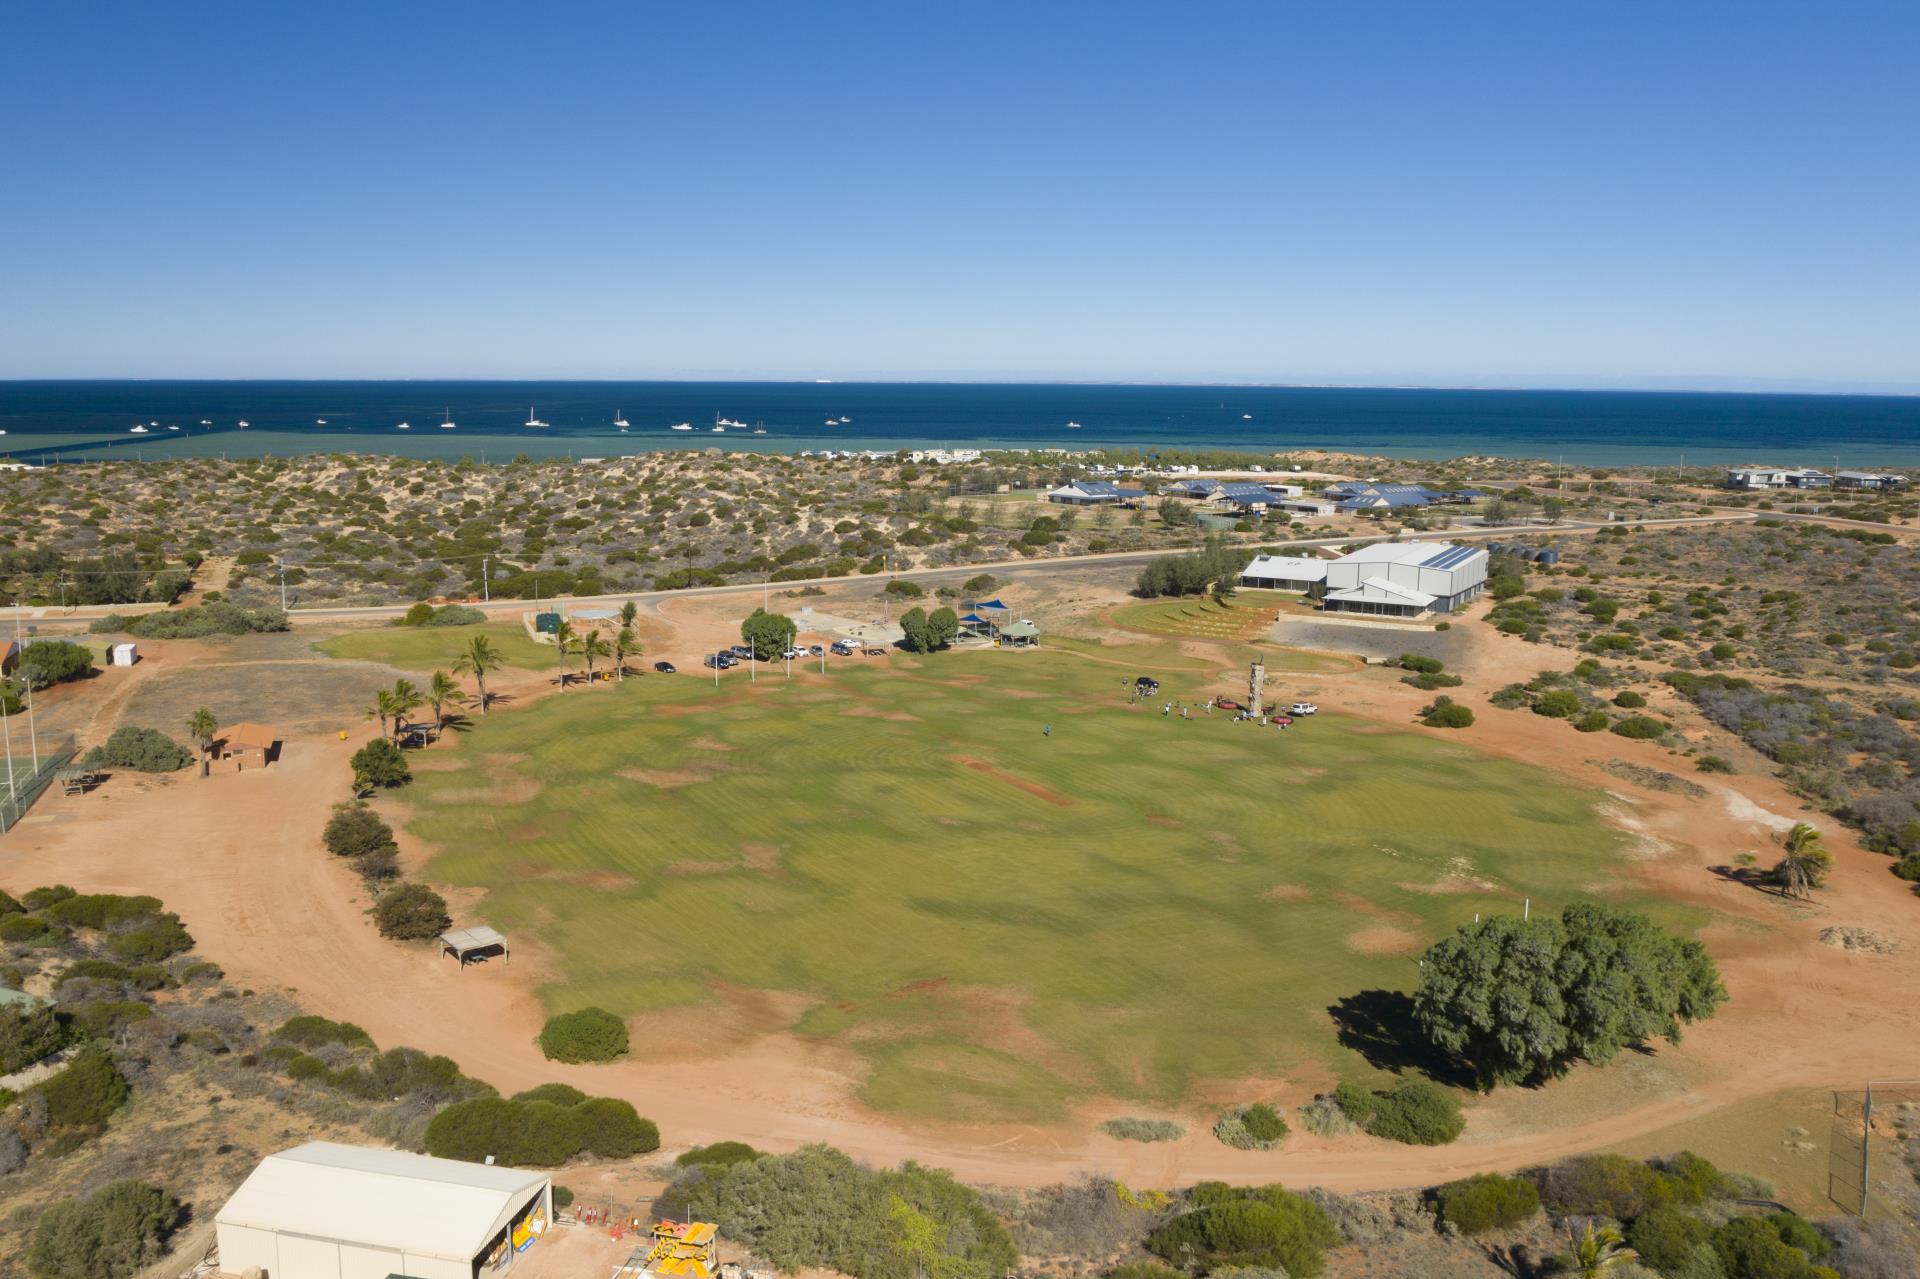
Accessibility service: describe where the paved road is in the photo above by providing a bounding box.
[7,512,1770,629]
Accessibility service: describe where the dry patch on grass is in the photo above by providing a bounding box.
[667,840,784,877]
[617,765,727,789]
[1401,874,1503,895]
[1348,926,1423,955]
[845,706,920,722]
[953,756,1074,806]
[1262,884,1313,902]
[689,734,741,752]
[1144,814,1184,829]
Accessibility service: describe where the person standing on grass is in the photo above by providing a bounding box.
[1043,723,1051,737]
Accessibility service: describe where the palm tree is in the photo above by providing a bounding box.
[1774,821,1834,899]
[187,707,218,778]
[619,599,638,628]
[388,679,426,741]
[579,630,613,684]
[426,670,468,738]
[611,626,639,680]
[1563,1222,1636,1278]
[552,619,578,689]
[454,635,502,713]
[365,690,395,741]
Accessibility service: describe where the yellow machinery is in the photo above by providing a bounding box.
[645,1221,717,1279]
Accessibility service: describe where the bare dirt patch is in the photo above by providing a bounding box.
[617,765,725,789]
[690,734,741,752]
[845,706,919,722]
[667,841,783,877]
[1144,814,1184,829]
[1261,884,1313,902]
[952,756,1074,806]
[1819,926,1901,955]
[1347,926,1422,955]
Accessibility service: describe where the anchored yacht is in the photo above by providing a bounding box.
[613,409,631,428]
[440,408,457,430]
[669,422,693,431]
[525,406,550,428]
[396,422,411,430]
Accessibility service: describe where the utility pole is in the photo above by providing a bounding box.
[483,556,490,603]
[279,564,288,612]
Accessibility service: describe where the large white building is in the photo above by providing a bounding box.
[215,1143,553,1279]
[1321,542,1488,617]
[1239,554,1330,592]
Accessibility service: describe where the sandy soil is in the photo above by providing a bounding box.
[7,594,1920,1192]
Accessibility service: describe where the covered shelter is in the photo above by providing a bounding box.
[997,619,1040,647]
[216,722,279,770]
[440,925,510,968]
[1238,554,1329,593]
[1322,578,1438,618]
[215,1142,553,1279]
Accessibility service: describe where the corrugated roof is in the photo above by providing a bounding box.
[440,926,506,952]
[1335,541,1481,569]
[1325,577,1438,606]
[216,1143,548,1263]
[1241,555,1329,582]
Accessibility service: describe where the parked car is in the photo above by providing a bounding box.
[808,644,826,657]
[830,641,858,655]
[702,654,725,669]
[729,644,755,660]
[781,647,805,660]
[1134,676,1160,694]
[654,661,676,674]
[1290,702,1318,716]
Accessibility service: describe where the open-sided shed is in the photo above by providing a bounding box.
[440,925,510,968]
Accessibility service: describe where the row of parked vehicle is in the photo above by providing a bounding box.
[1131,675,1317,716]
[701,640,862,670]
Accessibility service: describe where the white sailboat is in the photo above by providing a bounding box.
[524,406,550,428]
[199,419,212,425]
[1066,421,1082,429]
[129,425,149,434]
[669,422,693,431]
[316,418,328,425]
[1242,413,1253,420]
[613,409,630,429]
[396,422,411,430]
[838,416,851,423]
[440,408,457,430]
[237,419,250,428]
[167,424,180,431]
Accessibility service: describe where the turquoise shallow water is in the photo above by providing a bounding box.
[2,380,1917,466]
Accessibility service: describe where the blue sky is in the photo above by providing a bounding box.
[3,1,1916,387]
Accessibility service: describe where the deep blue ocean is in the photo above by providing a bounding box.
[1,380,1916,467]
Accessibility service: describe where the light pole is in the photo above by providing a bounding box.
[278,564,288,612]
[483,556,490,603]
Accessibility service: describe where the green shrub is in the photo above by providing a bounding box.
[1712,1216,1827,1279]
[1540,1153,1674,1220]
[0,914,65,945]
[1107,1265,1183,1279]
[539,1007,629,1063]
[512,1083,588,1106]
[43,894,163,930]
[1357,1079,1463,1146]
[27,1179,182,1279]
[1296,1094,1357,1137]
[58,960,169,992]
[1214,1104,1289,1151]
[1628,1207,1717,1274]
[32,1048,129,1128]
[1101,1117,1185,1143]
[275,1015,375,1050]
[68,1001,152,1040]
[425,1097,583,1166]
[125,603,288,639]
[1400,654,1445,674]
[372,884,449,940]
[81,727,193,774]
[0,1004,69,1073]
[1696,755,1735,774]
[1422,698,1475,729]
[1657,1151,1734,1203]
[1613,690,1647,708]
[1534,689,1583,718]
[0,890,20,915]
[552,1186,576,1209]
[351,738,411,792]
[675,1141,763,1168]
[106,913,193,962]
[1765,1211,1829,1259]
[1147,1182,1341,1278]
[1434,1174,1539,1235]
[323,804,397,859]
[285,1053,332,1083]
[571,1097,659,1158]
[1611,715,1668,740]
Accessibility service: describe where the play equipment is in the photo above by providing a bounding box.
[644,1220,718,1279]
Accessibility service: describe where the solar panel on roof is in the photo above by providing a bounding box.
[1426,544,1481,570]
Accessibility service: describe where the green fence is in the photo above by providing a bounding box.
[0,740,78,834]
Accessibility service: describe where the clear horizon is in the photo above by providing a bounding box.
[4,2,1916,389]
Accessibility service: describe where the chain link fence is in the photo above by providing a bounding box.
[1830,1080,1920,1222]
[0,739,78,834]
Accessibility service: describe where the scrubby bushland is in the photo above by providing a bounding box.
[1412,903,1725,1089]
[512,1083,587,1106]
[1134,539,1254,598]
[424,1093,658,1167]
[34,892,194,963]
[323,803,396,859]
[1213,1103,1289,1150]
[396,602,487,627]
[1331,1079,1464,1146]
[13,640,94,691]
[1421,696,1475,728]
[122,602,289,638]
[675,1141,764,1168]
[654,1145,1015,1279]
[1610,714,1669,740]
[27,1179,181,1279]
[1295,1094,1357,1138]
[1433,1173,1539,1235]
[538,1007,629,1063]
[1101,1117,1185,1143]
[82,727,194,773]
[1146,1181,1341,1278]
[372,883,449,940]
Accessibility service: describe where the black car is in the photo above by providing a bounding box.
[654,661,676,674]
[1134,676,1160,694]
[702,653,732,669]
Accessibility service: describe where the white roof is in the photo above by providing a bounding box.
[1325,577,1438,607]
[1334,541,1479,568]
[215,1143,548,1262]
[440,925,506,952]
[1242,554,1329,582]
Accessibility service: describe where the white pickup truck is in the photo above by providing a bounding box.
[1289,702,1319,716]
